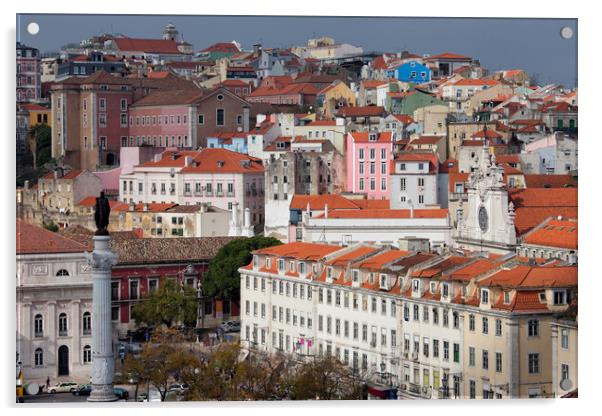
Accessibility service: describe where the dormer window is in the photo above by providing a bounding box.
[265,257,271,269]
[539,292,546,302]
[442,283,450,298]
[504,291,511,304]
[481,288,489,304]
[253,255,259,269]
[553,290,567,305]
[277,259,284,272]
[298,262,306,275]
[312,264,317,275]
[352,270,359,283]
[412,279,420,293]
[369,272,374,284]
[430,282,436,293]
[462,286,467,298]
[327,267,333,279]
[380,274,388,289]
[290,261,295,273]
[368,133,377,142]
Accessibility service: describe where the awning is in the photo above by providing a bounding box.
[367,385,398,400]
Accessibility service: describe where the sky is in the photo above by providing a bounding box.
[16,14,577,87]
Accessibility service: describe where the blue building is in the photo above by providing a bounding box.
[206,133,248,154]
[390,61,431,84]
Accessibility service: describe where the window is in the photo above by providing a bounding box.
[413,304,419,321]
[528,319,539,337]
[58,313,68,336]
[481,289,489,304]
[443,341,449,361]
[216,109,225,126]
[335,319,341,336]
[56,269,69,277]
[423,305,429,322]
[129,280,139,300]
[198,114,205,125]
[403,304,409,321]
[34,348,44,367]
[561,329,569,349]
[554,290,567,305]
[469,380,476,399]
[561,364,570,381]
[469,314,475,331]
[453,312,459,329]
[482,350,489,370]
[433,339,439,358]
[400,177,406,191]
[528,353,540,374]
[496,352,503,373]
[495,319,502,336]
[82,312,91,335]
[453,343,460,363]
[34,314,43,337]
[83,345,92,364]
[432,307,439,324]
[482,317,489,334]
[423,338,429,357]
[443,310,449,327]
[469,347,475,366]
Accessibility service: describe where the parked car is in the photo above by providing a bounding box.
[168,383,189,393]
[49,382,79,393]
[219,321,241,333]
[72,385,92,396]
[137,388,161,402]
[113,387,129,400]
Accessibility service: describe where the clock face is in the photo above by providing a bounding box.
[478,206,489,232]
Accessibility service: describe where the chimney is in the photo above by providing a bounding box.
[171,153,177,161]
[200,203,207,213]
[253,43,262,58]
[231,202,239,226]
[324,203,328,219]
[154,153,162,162]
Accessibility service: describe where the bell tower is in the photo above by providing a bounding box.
[455,145,517,254]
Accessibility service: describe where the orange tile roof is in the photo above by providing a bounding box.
[351,250,411,270]
[16,219,88,255]
[453,79,500,87]
[522,219,577,249]
[21,103,48,111]
[290,194,361,210]
[523,175,577,188]
[348,131,392,143]
[42,170,83,180]
[426,52,472,61]
[443,258,501,282]
[362,80,388,89]
[411,256,473,278]
[139,148,264,174]
[472,129,502,139]
[318,208,448,219]
[510,188,578,235]
[410,135,445,145]
[337,106,386,117]
[253,242,341,261]
[448,172,470,193]
[350,199,390,209]
[391,114,415,124]
[325,246,380,266]
[492,290,549,312]
[201,42,241,53]
[478,265,577,289]
[77,196,128,209]
[113,37,181,54]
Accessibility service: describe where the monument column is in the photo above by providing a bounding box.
[87,191,118,402]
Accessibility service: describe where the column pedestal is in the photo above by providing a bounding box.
[86,235,119,402]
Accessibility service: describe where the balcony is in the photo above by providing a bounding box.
[160,190,166,195]
[205,191,213,197]
[184,190,192,196]
[59,329,68,337]
[34,331,43,338]
[216,191,224,197]
[449,192,467,201]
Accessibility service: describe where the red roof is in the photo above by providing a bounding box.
[410,135,445,145]
[426,52,472,61]
[316,209,448,219]
[510,188,578,235]
[362,80,388,89]
[523,175,577,189]
[42,170,83,180]
[337,106,386,117]
[472,129,502,139]
[453,79,500,87]
[325,246,380,266]
[253,242,340,261]
[391,114,415,124]
[16,219,88,255]
[479,265,577,289]
[21,103,48,111]
[522,219,577,249]
[201,42,241,53]
[113,37,181,54]
[352,250,412,270]
[139,148,264,174]
[348,131,392,143]
[290,194,362,211]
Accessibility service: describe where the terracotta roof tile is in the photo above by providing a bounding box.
[522,219,577,249]
[17,219,88,255]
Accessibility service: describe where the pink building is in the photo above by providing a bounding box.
[127,86,251,149]
[345,132,393,200]
[16,42,41,103]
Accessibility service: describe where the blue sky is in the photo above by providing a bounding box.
[17,14,577,87]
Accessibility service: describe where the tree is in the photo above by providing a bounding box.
[202,236,281,300]
[42,220,59,232]
[28,124,52,168]
[122,327,200,402]
[287,355,363,400]
[131,280,198,328]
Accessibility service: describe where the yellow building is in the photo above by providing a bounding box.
[316,80,356,119]
[21,103,52,128]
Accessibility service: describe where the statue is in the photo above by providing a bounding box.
[94,191,111,236]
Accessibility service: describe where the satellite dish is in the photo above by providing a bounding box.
[560,378,573,391]
[25,383,39,395]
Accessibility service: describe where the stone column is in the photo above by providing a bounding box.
[86,235,118,402]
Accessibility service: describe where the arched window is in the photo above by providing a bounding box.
[58,313,68,336]
[83,345,91,364]
[56,269,69,277]
[34,348,44,367]
[82,312,91,335]
[34,314,43,337]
